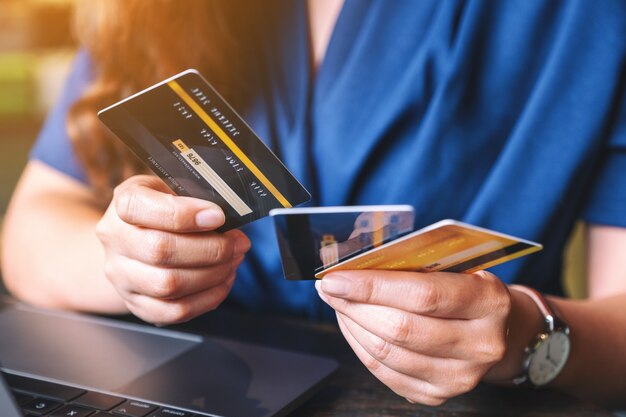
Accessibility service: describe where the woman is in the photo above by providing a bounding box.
[3,0,626,407]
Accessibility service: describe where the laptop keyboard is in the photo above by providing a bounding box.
[5,373,198,417]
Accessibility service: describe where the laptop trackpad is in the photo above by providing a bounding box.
[0,305,199,390]
[119,339,270,416]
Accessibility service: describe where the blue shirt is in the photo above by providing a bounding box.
[32,0,626,321]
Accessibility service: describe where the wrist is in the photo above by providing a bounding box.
[483,285,545,383]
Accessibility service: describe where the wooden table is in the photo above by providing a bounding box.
[176,308,613,417]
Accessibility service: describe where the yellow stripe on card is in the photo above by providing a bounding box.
[167,80,292,208]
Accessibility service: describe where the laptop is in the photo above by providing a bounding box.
[0,371,21,417]
[0,298,338,417]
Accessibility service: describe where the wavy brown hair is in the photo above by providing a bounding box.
[68,0,263,207]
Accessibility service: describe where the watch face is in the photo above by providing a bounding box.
[528,330,571,386]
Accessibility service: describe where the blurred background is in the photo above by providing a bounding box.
[0,0,75,216]
[0,0,75,292]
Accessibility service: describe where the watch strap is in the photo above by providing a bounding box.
[509,284,564,332]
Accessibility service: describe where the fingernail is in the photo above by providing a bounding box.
[195,208,224,228]
[234,236,251,255]
[315,281,331,304]
[320,274,351,297]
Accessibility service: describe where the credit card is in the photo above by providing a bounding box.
[270,206,415,280]
[315,219,542,278]
[98,69,310,231]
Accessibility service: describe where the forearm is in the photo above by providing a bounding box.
[487,287,626,407]
[549,295,626,407]
[1,162,127,314]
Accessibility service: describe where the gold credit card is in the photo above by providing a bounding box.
[315,219,542,278]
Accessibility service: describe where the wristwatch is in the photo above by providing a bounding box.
[509,285,571,387]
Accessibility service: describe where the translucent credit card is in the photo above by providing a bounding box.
[270,206,415,280]
[315,219,542,278]
[98,69,310,231]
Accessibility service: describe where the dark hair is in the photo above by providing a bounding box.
[68,0,262,206]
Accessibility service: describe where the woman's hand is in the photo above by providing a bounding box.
[316,269,513,405]
[96,175,250,325]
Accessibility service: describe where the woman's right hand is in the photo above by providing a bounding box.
[96,175,250,325]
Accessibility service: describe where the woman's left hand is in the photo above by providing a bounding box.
[316,269,512,406]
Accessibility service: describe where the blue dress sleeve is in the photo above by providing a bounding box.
[29,49,93,183]
[583,96,626,228]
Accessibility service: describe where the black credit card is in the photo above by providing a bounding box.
[270,206,415,280]
[98,69,310,231]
